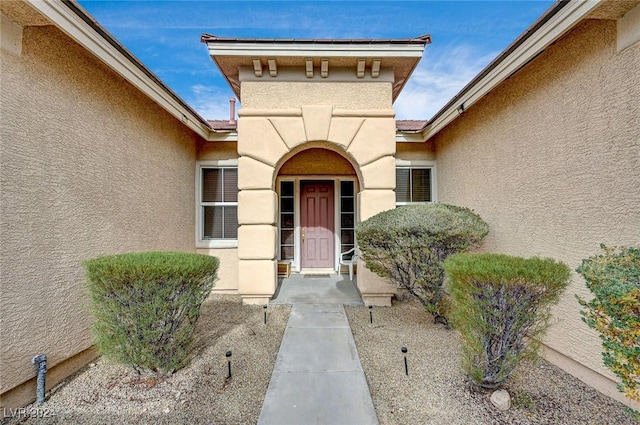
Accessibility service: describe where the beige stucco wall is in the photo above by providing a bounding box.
[196,248,239,293]
[197,140,238,161]
[0,21,201,406]
[237,79,397,305]
[241,81,392,110]
[396,141,436,161]
[196,142,240,293]
[433,18,639,406]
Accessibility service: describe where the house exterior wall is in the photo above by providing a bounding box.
[237,80,397,305]
[196,142,240,293]
[433,18,639,406]
[396,141,436,161]
[241,81,392,110]
[0,21,200,408]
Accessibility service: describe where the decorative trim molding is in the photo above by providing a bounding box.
[238,108,396,118]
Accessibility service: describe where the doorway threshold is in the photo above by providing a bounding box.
[299,269,337,276]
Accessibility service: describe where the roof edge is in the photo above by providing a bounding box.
[415,0,604,141]
[25,0,214,138]
[200,33,432,45]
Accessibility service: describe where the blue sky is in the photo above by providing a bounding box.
[77,1,555,120]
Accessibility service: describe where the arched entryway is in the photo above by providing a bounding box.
[275,147,360,274]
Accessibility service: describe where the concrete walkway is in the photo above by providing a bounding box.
[258,276,379,425]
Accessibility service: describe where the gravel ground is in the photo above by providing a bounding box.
[3,295,290,425]
[346,294,638,425]
[5,293,637,425]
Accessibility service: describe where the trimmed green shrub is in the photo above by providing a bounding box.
[444,253,570,388]
[576,245,640,403]
[83,251,218,376]
[355,204,488,320]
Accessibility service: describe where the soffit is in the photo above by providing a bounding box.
[201,35,431,102]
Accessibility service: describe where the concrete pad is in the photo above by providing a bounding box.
[271,274,363,305]
[258,371,378,425]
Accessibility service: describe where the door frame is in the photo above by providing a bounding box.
[276,175,358,273]
[300,180,335,269]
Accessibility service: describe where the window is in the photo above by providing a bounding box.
[279,181,295,260]
[340,181,355,259]
[197,162,238,247]
[396,167,434,205]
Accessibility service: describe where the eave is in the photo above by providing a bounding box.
[201,35,431,102]
[24,0,231,141]
[395,0,605,143]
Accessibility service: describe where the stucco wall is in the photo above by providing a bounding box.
[396,141,436,161]
[198,140,238,161]
[433,18,639,403]
[196,142,240,292]
[196,248,239,293]
[237,75,398,304]
[0,22,200,404]
[241,81,392,110]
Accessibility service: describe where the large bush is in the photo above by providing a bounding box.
[576,245,640,403]
[83,251,218,376]
[443,253,570,388]
[356,204,488,320]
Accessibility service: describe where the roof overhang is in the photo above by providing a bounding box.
[395,0,613,143]
[201,35,431,102]
[17,0,237,141]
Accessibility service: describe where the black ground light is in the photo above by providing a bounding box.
[263,305,267,324]
[225,351,232,379]
[369,305,373,324]
[401,347,408,375]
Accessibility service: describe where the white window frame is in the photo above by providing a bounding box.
[196,159,238,249]
[395,159,437,206]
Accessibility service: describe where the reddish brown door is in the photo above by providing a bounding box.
[301,181,335,268]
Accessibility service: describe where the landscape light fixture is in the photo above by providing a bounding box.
[263,305,267,324]
[401,347,409,375]
[225,351,232,379]
[369,305,373,324]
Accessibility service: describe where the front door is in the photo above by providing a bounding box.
[301,181,335,268]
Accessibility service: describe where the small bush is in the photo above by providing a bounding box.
[444,253,570,388]
[576,245,640,403]
[356,204,488,320]
[83,251,218,376]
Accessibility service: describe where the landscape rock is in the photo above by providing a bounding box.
[490,389,511,411]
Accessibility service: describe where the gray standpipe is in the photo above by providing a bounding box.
[31,354,47,405]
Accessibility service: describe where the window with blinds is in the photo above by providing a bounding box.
[201,168,238,239]
[396,168,432,205]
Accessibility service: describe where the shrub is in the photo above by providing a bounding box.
[576,245,640,403]
[355,204,488,320]
[443,253,570,388]
[83,251,218,376]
